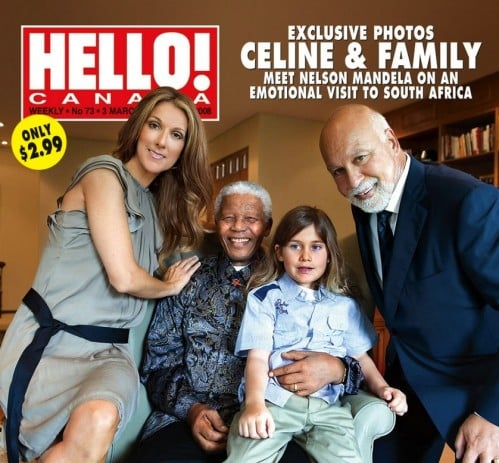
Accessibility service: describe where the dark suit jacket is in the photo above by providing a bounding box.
[352,158,499,443]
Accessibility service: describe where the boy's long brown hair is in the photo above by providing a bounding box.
[248,205,351,295]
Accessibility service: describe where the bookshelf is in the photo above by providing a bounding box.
[384,71,499,187]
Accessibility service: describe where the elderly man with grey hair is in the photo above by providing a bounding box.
[134,182,281,463]
[319,104,499,463]
[134,181,356,463]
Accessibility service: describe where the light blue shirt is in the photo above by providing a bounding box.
[235,272,378,407]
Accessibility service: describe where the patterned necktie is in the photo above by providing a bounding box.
[377,210,393,279]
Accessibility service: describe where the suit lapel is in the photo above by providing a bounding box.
[352,160,430,325]
[352,206,384,307]
[383,160,429,321]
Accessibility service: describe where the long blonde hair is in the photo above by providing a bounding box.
[113,86,213,257]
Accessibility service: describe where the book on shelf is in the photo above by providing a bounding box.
[482,124,491,152]
[442,123,495,159]
[470,127,482,155]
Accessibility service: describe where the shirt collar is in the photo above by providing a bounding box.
[277,272,335,302]
[216,250,264,284]
[385,152,411,215]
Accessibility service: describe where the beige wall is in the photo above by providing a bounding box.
[0,146,40,311]
[258,113,355,239]
[208,113,262,182]
[0,139,113,310]
[209,113,355,240]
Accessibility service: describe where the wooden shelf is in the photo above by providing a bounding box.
[384,72,499,187]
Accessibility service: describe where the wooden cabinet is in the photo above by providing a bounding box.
[384,72,499,187]
[372,307,389,375]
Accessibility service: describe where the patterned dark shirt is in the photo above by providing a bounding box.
[140,252,258,440]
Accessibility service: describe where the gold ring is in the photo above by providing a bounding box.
[293,383,298,392]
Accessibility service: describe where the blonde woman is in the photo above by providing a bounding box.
[0,86,212,463]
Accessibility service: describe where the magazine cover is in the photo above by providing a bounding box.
[0,2,498,462]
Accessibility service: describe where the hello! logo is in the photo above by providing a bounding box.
[21,26,219,121]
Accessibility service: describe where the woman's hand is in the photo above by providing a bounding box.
[162,256,201,295]
[80,169,200,299]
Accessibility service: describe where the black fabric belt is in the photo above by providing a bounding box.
[6,288,129,463]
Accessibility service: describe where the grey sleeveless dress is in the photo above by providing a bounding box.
[0,155,163,460]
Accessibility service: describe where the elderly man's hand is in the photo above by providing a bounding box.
[268,351,345,395]
[188,403,229,454]
[455,413,499,463]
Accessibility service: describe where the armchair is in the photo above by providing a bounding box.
[107,233,395,463]
[107,300,395,463]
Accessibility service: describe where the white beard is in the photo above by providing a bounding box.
[348,178,394,213]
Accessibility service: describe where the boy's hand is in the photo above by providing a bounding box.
[238,403,275,439]
[379,386,408,416]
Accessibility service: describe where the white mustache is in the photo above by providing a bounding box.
[349,179,377,198]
